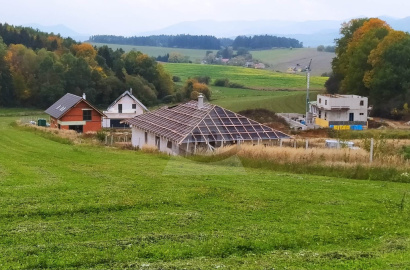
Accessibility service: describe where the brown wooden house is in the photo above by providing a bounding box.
[45,93,104,133]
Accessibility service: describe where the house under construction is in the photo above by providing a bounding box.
[125,95,291,155]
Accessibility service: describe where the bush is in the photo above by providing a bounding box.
[214,78,229,87]
[162,95,174,104]
[193,76,211,85]
[96,130,107,142]
[172,76,181,82]
[228,82,245,88]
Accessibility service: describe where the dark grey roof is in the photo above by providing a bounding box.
[45,93,105,119]
[106,90,148,112]
[126,100,290,144]
[45,93,82,119]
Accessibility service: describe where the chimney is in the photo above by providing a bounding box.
[82,93,86,100]
[130,88,132,95]
[198,93,204,109]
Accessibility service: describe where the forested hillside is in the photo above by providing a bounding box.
[327,18,410,119]
[232,35,303,49]
[88,34,303,50]
[0,23,174,108]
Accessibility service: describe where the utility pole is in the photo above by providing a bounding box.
[306,59,312,124]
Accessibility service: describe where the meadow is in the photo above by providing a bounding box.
[1,110,410,269]
[163,63,324,113]
[90,43,333,75]
[164,63,327,90]
[210,86,318,113]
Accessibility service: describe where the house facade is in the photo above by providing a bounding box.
[126,95,291,155]
[310,94,369,130]
[102,90,148,128]
[45,93,104,133]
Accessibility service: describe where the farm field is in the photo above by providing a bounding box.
[251,48,334,76]
[90,43,333,75]
[89,42,211,63]
[210,86,318,113]
[1,111,410,269]
[163,63,327,90]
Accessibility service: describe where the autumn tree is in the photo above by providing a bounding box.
[0,37,14,106]
[183,79,211,100]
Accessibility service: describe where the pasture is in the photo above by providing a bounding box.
[211,86,318,113]
[163,63,327,90]
[0,111,410,269]
[90,43,333,75]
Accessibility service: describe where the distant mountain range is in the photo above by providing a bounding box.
[24,23,90,42]
[24,16,410,47]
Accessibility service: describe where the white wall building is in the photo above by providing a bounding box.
[102,89,148,128]
[126,95,291,155]
[310,94,369,129]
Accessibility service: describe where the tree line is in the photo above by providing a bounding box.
[89,34,221,50]
[232,35,303,49]
[326,18,410,118]
[0,24,175,108]
[89,34,303,50]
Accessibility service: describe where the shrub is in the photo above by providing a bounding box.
[162,95,174,104]
[96,130,107,142]
[228,82,245,88]
[172,76,181,82]
[193,76,211,85]
[214,78,229,87]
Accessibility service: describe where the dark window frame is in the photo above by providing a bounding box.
[83,110,92,121]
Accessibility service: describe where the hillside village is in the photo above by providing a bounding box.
[1,10,410,270]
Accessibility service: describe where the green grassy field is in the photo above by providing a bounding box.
[163,63,327,90]
[90,43,333,75]
[210,86,318,113]
[1,111,410,269]
[90,42,211,63]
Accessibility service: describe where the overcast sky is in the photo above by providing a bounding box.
[1,0,409,35]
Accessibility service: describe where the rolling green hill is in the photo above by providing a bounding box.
[163,63,327,90]
[210,86,318,113]
[90,43,334,75]
[162,63,325,113]
[0,112,409,269]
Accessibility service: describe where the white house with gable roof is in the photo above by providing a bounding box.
[102,89,148,128]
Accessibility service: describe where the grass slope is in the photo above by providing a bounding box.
[164,63,327,90]
[211,86,318,113]
[0,113,410,269]
[252,48,335,76]
[90,43,333,75]
[89,42,211,63]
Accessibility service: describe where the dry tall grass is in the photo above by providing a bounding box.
[213,144,409,168]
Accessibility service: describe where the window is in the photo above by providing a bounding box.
[360,113,364,115]
[83,110,92,121]
[167,141,172,149]
[360,100,364,106]
[325,100,327,105]
[155,136,160,150]
[118,104,122,113]
[319,98,321,104]
[145,132,148,144]
[324,112,327,120]
[132,104,136,109]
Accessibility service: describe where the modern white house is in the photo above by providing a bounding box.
[310,94,369,130]
[102,89,148,128]
[125,95,291,155]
